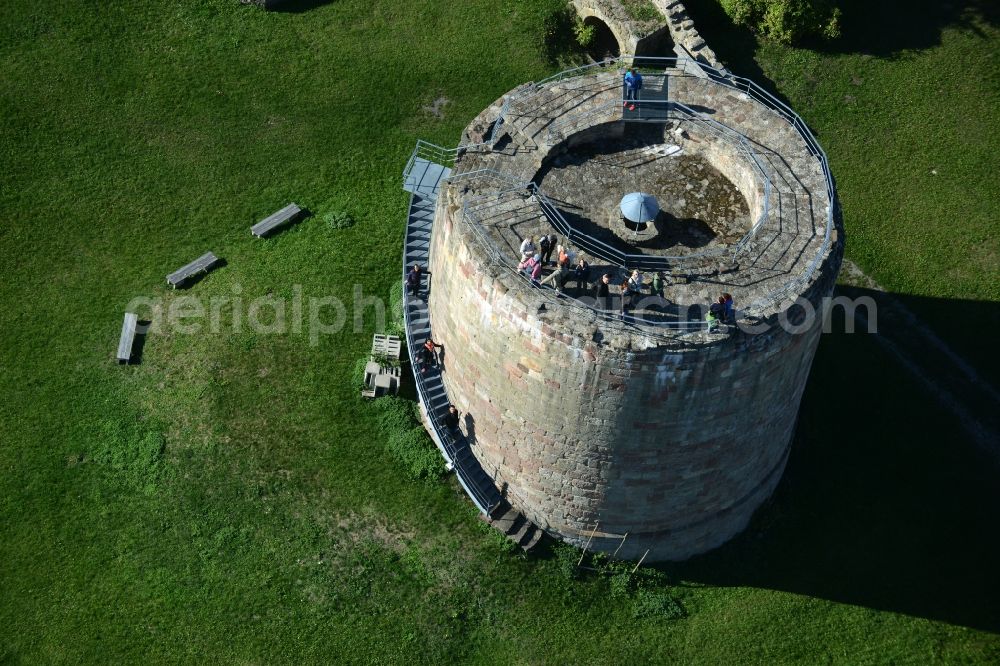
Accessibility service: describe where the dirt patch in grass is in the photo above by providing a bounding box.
[422,95,450,119]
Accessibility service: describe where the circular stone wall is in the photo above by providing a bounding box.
[426,67,842,560]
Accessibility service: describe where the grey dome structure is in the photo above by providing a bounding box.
[620,192,659,223]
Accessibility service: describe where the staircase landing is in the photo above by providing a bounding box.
[403,157,451,197]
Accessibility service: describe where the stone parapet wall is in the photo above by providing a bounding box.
[677,118,767,231]
[653,0,726,70]
[456,69,834,316]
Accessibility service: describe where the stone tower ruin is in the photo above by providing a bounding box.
[401,4,842,561]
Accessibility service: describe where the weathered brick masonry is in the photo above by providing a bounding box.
[428,187,836,560]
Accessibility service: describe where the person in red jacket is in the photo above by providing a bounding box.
[420,337,441,374]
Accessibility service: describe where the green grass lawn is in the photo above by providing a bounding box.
[1,0,998,663]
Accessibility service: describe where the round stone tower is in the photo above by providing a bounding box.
[420,59,842,561]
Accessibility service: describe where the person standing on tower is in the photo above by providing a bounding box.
[652,271,665,297]
[520,236,537,260]
[538,234,551,265]
[628,269,644,294]
[620,278,634,319]
[571,256,590,296]
[545,235,559,265]
[540,245,571,293]
[595,273,612,311]
[624,67,643,111]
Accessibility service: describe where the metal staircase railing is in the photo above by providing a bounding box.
[402,191,502,515]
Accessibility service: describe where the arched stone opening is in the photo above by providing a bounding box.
[634,24,675,58]
[583,16,620,59]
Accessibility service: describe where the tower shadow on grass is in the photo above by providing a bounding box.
[683,0,999,65]
[677,0,1000,146]
[667,289,1000,633]
[267,0,337,13]
[813,0,999,56]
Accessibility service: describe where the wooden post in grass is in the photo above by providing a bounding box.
[631,549,649,574]
[577,522,599,567]
[612,532,629,559]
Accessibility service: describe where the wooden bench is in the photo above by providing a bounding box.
[117,312,138,363]
[251,203,302,238]
[371,334,402,360]
[167,252,220,289]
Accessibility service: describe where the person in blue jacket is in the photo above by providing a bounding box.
[624,67,643,110]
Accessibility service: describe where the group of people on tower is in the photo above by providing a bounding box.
[404,234,735,353]
[514,235,736,328]
[516,234,590,295]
